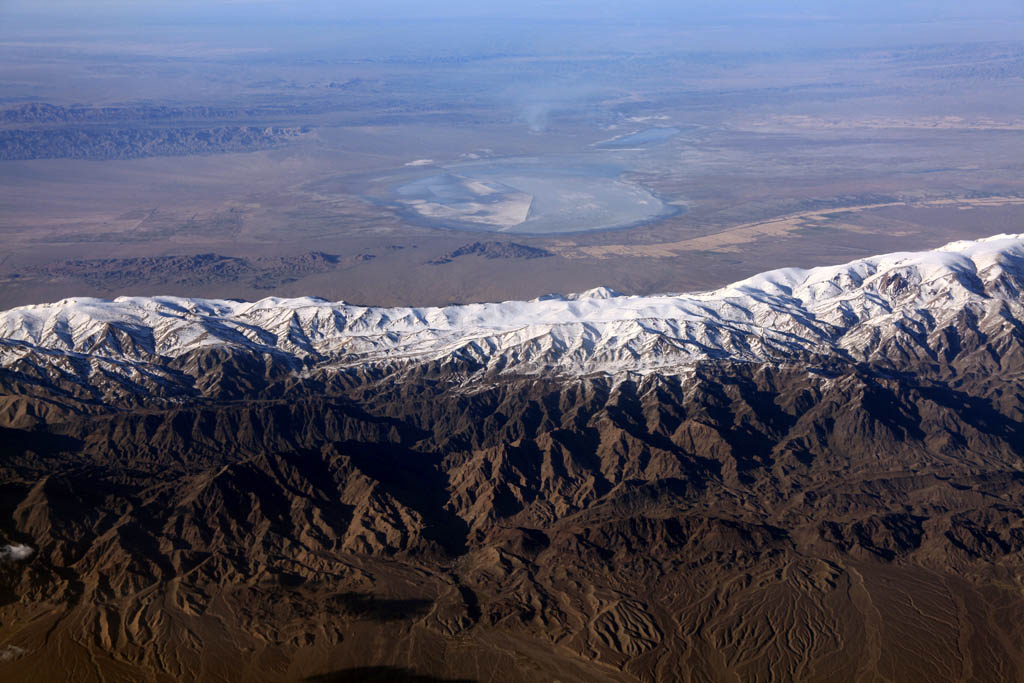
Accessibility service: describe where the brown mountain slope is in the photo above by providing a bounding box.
[2,353,1024,681]
[3,235,1024,679]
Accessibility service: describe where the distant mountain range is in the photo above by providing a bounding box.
[0,125,313,161]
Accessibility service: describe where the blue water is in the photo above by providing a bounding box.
[390,157,678,234]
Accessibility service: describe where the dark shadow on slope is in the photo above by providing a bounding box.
[328,592,434,622]
[858,376,926,441]
[0,426,82,462]
[914,383,1024,450]
[341,441,470,556]
[306,667,475,682]
[602,380,723,477]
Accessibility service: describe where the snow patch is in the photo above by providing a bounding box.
[0,544,33,562]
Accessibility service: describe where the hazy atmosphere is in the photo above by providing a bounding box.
[5,2,1024,681]
[2,0,1024,309]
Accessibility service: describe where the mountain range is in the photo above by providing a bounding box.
[2,235,1024,681]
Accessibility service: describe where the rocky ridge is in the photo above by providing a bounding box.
[1,235,1024,681]
[2,234,1023,405]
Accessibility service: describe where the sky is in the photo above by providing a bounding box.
[2,0,1024,54]
[3,0,1024,22]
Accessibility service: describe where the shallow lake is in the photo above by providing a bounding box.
[389,157,676,234]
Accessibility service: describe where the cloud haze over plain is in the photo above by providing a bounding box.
[4,0,1024,27]
[4,0,1023,19]
[0,0,1021,61]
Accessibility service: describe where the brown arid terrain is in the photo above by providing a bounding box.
[7,7,1024,681]
[2,235,1024,681]
[3,356,1024,681]
[554,197,1024,259]
[8,35,1024,311]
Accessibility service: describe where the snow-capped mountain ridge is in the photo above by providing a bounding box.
[3,234,1024,386]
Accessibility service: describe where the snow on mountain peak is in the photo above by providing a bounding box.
[2,234,1024,384]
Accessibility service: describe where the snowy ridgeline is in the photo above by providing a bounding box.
[2,234,1024,377]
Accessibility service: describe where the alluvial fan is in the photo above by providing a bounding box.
[2,235,1024,681]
